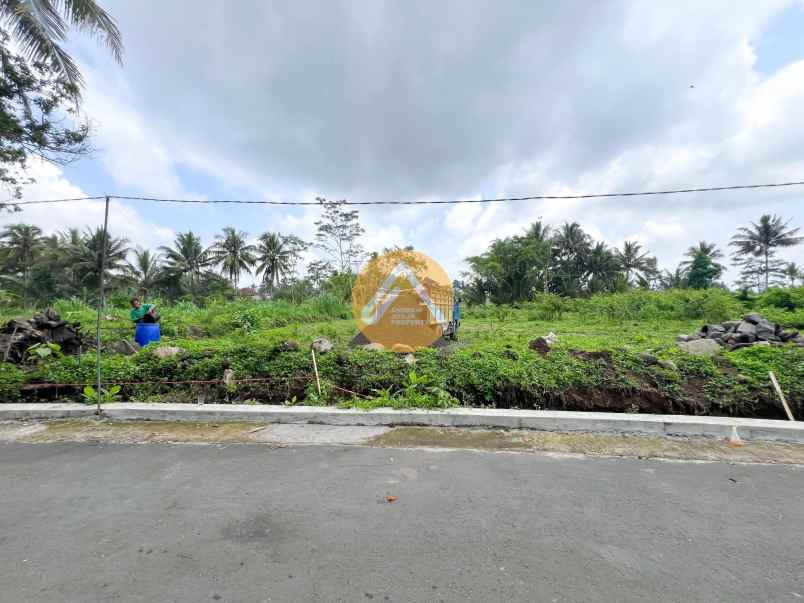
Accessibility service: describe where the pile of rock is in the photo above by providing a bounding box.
[0,308,88,363]
[678,313,803,352]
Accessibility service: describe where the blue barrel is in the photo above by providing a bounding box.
[134,322,161,347]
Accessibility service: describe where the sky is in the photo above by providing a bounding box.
[6,0,804,285]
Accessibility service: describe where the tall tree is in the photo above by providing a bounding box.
[549,222,592,297]
[586,242,622,294]
[0,2,123,203]
[681,241,724,289]
[208,227,256,290]
[730,214,803,291]
[614,241,655,285]
[465,229,550,304]
[0,222,43,305]
[159,231,210,300]
[255,232,293,291]
[126,248,162,295]
[782,262,802,287]
[1,0,122,88]
[70,226,129,297]
[314,199,366,273]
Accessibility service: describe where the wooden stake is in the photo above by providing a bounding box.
[311,348,322,395]
[769,371,795,421]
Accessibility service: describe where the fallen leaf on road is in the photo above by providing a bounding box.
[386,495,397,503]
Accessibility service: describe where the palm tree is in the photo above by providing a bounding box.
[614,241,653,285]
[586,242,620,294]
[524,221,552,242]
[159,231,209,300]
[730,214,803,290]
[70,227,129,299]
[679,241,724,289]
[681,241,724,267]
[255,232,293,291]
[0,223,44,306]
[208,227,256,290]
[550,222,591,296]
[126,248,162,295]
[661,267,689,290]
[782,262,802,287]
[1,0,123,88]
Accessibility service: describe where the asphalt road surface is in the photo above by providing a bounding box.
[1,441,802,602]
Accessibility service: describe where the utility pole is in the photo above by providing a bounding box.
[94,196,110,415]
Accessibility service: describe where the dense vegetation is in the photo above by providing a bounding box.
[1,288,802,420]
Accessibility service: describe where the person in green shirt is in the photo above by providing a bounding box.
[130,297,157,323]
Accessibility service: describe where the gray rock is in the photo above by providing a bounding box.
[153,345,182,359]
[676,334,690,343]
[742,313,763,325]
[361,342,385,352]
[277,340,300,352]
[677,338,722,356]
[311,337,333,354]
[753,317,776,336]
[721,321,740,331]
[753,341,771,347]
[639,352,658,365]
[403,353,416,365]
[736,321,757,336]
[702,324,726,335]
[657,359,677,371]
[779,330,799,342]
[110,340,140,355]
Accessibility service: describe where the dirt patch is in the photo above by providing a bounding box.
[371,426,804,464]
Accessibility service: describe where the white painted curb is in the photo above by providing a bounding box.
[2,403,804,443]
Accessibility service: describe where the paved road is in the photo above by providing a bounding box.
[1,442,802,602]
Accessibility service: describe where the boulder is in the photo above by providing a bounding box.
[754,319,777,341]
[403,353,416,365]
[528,336,552,356]
[277,340,300,352]
[676,334,691,343]
[153,345,182,359]
[721,321,740,332]
[110,340,140,355]
[701,324,726,336]
[735,321,757,336]
[311,337,333,354]
[677,338,721,357]
[639,352,658,365]
[779,330,799,342]
[657,359,678,371]
[742,313,763,325]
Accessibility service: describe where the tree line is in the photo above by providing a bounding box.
[458,214,803,304]
[0,200,366,307]
[0,207,801,309]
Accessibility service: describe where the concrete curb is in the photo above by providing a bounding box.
[2,403,804,443]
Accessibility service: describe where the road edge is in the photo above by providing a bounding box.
[2,403,803,443]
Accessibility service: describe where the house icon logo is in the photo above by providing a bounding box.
[352,249,453,350]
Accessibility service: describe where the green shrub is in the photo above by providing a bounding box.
[0,363,25,401]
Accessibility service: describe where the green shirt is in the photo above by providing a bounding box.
[130,304,153,322]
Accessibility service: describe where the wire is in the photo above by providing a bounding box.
[6,180,802,207]
[113,180,804,205]
[6,196,107,206]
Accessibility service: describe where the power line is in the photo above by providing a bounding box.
[5,180,804,207]
[12,196,107,206]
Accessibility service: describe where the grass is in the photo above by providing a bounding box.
[1,288,803,419]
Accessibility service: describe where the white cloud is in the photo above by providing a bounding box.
[1,160,174,249]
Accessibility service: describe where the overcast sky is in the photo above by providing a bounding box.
[7,0,804,284]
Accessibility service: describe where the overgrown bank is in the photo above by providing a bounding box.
[1,288,803,419]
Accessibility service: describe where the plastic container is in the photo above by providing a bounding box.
[134,322,161,348]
